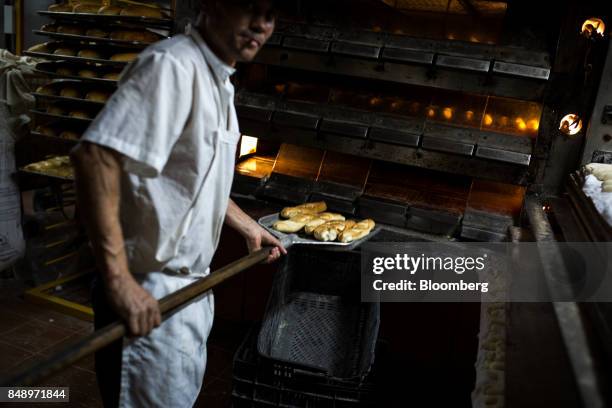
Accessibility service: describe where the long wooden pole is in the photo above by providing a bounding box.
[0,247,273,387]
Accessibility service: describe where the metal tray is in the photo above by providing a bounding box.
[38,11,173,28]
[24,51,129,67]
[34,30,158,48]
[258,213,379,250]
[33,92,107,107]
[34,62,120,85]
[31,110,94,124]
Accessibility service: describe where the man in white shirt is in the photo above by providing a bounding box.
[71,1,284,406]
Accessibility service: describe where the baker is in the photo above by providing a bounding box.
[70,1,284,406]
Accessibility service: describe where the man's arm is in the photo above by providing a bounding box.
[71,142,161,336]
[225,199,286,263]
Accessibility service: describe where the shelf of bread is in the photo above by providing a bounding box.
[21,156,75,181]
[31,108,96,124]
[34,61,121,84]
[34,80,113,107]
[40,2,172,28]
[35,24,165,48]
[26,41,139,66]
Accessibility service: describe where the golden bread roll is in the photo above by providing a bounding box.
[27,43,49,53]
[120,5,163,18]
[110,30,160,43]
[273,214,317,233]
[35,85,55,95]
[48,3,72,12]
[338,219,376,243]
[53,47,77,56]
[60,87,81,98]
[73,3,100,13]
[85,90,111,102]
[98,5,122,15]
[78,49,102,59]
[86,28,109,38]
[56,67,75,76]
[69,110,91,119]
[102,72,121,80]
[280,201,327,218]
[47,105,66,115]
[110,52,139,62]
[41,24,57,32]
[304,213,346,235]
[78,69,97,78]
[313,220,356,242]
[57,25,84,35]
[59,130,80,140]
[35,125,57,137]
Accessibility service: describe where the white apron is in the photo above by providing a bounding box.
[117,32,240,407]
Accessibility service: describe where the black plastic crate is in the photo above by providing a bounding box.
[232,326,379,408]
[258,247,380,381]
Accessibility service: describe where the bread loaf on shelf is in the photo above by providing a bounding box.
[102,72,121,80]
[69,110,91,119]
[57,25,84,35]
[27,43,50,53]
[35,85,56,95]
[98,5,123,15]
[120,5,163,18]
[110,30,160,43]
[110,52,138,62]
[48,3,72,12]
[78,69,98,78]
[35,125,57,137]
[56,67,76,76]
[59,130,80,140]
[53,47,77,56]
[41,24,57,32]
[78,49,103,59]
[85,90,112,102]
[73,3,100,13]
[59,87,81,98]
[85,28,109,38]
[47,105,67,115]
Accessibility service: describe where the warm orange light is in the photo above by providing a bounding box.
[469,36,480,43]
[390,101,402,111]
[465,110,475,121]
[527,119,540,131]
[369,97,384,107]
[372,25,382,33]
[427,107,436,118]
[581,18,606,38]
[239,135,258,157]
[499,116,509,127]
[559,114,583,136]
[442,107,453,120]
[274,84,285,94]
[483,114,493,126]
[515,117,527,131]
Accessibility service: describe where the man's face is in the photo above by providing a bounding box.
[205,0,276,63]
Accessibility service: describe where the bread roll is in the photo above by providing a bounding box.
[60,87,81,98]
[57,25,84,35]
[59,130,80,140]
[35,125,57,137]
[56,67,75,76]
[110,52,138,62]
[69,110,91,119]
[35,85,55,95]
[53,47,77,56]
[78,49,102,59]
[27,43,49,53]
[86,28,109,38]
[98,5,122,15]
[120,6,163,18]
[85,90,111,102]
[110,30,160,43]
[41,24,57,32]
[304,213,345,234]
[47,105,66,115]
[73,3,99,13]
[281,201,327,219]
[102,72,121,80]
[313,220,356,242]
[338,219,376,243]
[273,214,317,233]
[48,3,72,12]
[78,69,97,78]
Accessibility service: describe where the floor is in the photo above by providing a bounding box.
[0,285,249,407]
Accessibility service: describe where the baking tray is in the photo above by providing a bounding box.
[33,92,107,107]
[38,11,173,28]
[18,168,74,182]
[31,109,95,124]
[24,51,129,67]
[30,131,80,145]
[34,30,159,48]
[258,213,380,250]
